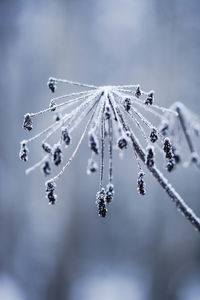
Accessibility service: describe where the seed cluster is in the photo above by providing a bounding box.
[19,142,29,162]
[146,146,155,168]
[46,181,57,205]
[150,128,158,143]
[19,77,180,215]
[53,144,62,166]
[137,171,146,195]
[23,114,33,131]
[96,188,107,217]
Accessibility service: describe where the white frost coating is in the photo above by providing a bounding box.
[25,155,48,175]
[116,88,178,116]
[20,78,200,230]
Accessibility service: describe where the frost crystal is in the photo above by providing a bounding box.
[19,77,200,231]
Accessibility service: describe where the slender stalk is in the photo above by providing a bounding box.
[108,117,113,183]
[51,77,98,89]
[99,104,106,190]
[116,105,200,232]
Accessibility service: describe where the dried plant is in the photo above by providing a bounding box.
[19,77,200,231]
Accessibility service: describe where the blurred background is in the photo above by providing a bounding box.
[0,0,200,299]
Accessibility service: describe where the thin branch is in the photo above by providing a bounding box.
[50,77,98,89]
[116,105,200,232]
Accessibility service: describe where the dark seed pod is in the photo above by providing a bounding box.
[19,141,29,162]
[167,158,175,172]
[150,128,158,143]
[146,146,154,167]
[104,106,111,120]
[49,101,56,112]
[47,78,57,93]
[96,188,107,217]
[87,159,98,175]
[42,161,51,176]
[135,86,142,98]
[105,183,114,203]
[45,180,57,205]
[61,127,71,146]
[123,98,131,112]
[145,91,154,105]
[42,142,52,154]
[163,138,173,159]
[88,131,99,154]
[118,136,128,150]
[137,171,146,195]
[54,112,62,122]
[52,144,62,166]
[23,114,33,131]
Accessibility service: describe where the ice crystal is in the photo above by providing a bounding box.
[19,77,200,231]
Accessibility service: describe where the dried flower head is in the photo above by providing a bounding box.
[137,171,146,195]
[19,77,200,231]
[23,114,33,131]
[19,141,29,162]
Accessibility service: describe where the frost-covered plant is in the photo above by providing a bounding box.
[159,102,200,170]
[19,78,200,231]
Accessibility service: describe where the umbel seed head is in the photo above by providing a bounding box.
[118,136,128,150]
[137,171,146,195]
[150,128,158,143]
[146,146,154,167]
[19,141,29,162]
[96,188,107,217]
[105,183,114,203]
[47,78,57,93]
[123,98,131,112]
[167,158,175,172]
[52,144,62,166]
[145,91,154,105]
[23,114,33,131]
[49,101,56,112]
[135,86,142,98]
[45,180,57,205]
[163,138,173,159]
[42,142,52,154]
[61,127,71,146]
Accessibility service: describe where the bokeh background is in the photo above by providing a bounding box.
[0,0,200,299]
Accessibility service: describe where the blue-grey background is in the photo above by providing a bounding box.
[0,0,200,299]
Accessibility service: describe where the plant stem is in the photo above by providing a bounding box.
[116,106,200,232]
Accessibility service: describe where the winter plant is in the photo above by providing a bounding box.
[19,77,200,231]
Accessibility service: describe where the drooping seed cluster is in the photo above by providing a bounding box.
[19,77,180,217]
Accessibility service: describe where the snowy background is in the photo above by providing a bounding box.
[0,0,200,299]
